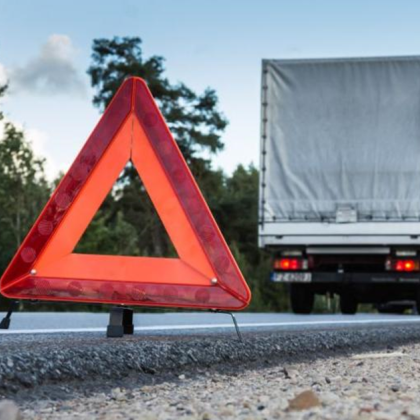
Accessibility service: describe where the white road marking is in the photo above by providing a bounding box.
[1,317,420,335]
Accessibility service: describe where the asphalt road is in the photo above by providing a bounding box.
[1,311,420,335]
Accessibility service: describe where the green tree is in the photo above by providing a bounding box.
[87,37,227,169]
[217,165,259,260]
[0,123,50,272]
[212,164,286,311]
[0,85,50,311]
[76,210,139,256]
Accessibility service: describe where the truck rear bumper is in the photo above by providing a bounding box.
[271,271,420,304]
[316,272,420,283]
[271,271,420,283]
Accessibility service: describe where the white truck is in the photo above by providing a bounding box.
[259,56,420,314]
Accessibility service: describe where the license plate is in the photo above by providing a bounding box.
[271,272,312,283]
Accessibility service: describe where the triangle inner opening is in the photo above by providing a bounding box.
[75,161,178,258]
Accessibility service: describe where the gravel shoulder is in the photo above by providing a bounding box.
[1,324,420,397]
[3,324,420,419]
[19,341,420,420]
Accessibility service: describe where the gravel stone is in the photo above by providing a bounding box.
[288,390,321,411]
[0,400,22,420]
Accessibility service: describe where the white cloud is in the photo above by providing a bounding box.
[9,34,86,96]
[0,35,85,181]
[25,127,58,180]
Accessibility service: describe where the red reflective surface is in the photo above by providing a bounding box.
[6,276,243,309]
[0,77,251,310]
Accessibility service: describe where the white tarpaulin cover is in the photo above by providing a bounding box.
[260,56,420,223]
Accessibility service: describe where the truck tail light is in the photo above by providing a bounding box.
[386,258,419,272]
[274,258,308,271]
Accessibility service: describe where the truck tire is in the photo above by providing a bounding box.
[340,294,358,315]
[290,284,314,314]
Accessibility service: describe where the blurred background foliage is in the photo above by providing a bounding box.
[0,37,289,312]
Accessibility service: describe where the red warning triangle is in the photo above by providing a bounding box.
[0,78,251,310]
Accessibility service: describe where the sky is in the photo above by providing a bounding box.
[1,0,420,179]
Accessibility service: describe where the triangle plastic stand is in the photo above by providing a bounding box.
[0,78,251,310]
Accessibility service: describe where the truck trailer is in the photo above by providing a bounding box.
[259,56,420,314]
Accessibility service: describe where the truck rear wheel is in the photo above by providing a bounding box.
[340,294,358,315]
[290,284,314,314]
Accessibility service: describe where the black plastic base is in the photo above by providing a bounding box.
[0,318,10,330]
[0,300,18,330]
[106,307,134,338]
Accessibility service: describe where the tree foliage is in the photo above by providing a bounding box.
[0,86,50,308]
[87,37,227,168]
[75,210,140,256]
